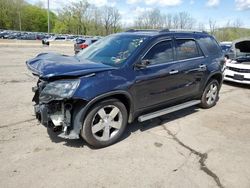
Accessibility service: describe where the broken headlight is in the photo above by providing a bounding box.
[40,79,80,99]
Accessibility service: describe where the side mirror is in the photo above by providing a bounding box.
[135,59,150,69]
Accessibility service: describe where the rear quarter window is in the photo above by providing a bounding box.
[198,36,222,56]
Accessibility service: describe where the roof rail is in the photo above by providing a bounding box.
[164,29,208,34]
[125,28,208,34]
[125,29,160,32]
[159,29,170,33]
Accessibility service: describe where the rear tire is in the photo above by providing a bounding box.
[200,79,220,109]
[81,99,128,148]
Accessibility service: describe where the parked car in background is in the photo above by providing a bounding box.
[0,30,90,42]
[74,38,99,54]
[224,38,250,85]
[42,35,68,45]
[220,41,232,54]
[26,29,224,148]
[0,31,8,38]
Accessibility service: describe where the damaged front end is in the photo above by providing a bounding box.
[32,79,83,139]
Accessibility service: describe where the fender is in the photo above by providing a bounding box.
[70,90,134,137]
[202,71,223,91]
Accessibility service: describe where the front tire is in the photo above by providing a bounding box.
[81,99,128,148]
[200,79,220,109]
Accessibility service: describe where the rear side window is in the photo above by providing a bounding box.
[199,37,221,55]
[143,40,174,65]
[176,39,201,60]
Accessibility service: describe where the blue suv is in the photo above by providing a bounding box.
[26,29,224,148]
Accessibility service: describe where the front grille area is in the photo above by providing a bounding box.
[225,75,250,81]
[228,66,250,73]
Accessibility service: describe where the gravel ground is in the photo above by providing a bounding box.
[0,44,250,188]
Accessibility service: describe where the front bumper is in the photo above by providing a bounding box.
[34,104,49,126]
[32,79,84,139]
[34,102,80,139]
[224,69,250,85]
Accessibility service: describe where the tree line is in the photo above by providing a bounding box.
[53,1,121,36]
[0,0,249,41]
[0,0,56,32]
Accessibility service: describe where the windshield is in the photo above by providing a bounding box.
[76,34,148,67]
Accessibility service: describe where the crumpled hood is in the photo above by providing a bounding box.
[26,52,115,79]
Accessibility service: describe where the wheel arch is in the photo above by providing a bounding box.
[204,72,223,89]
[86,91,133,122]
[71,90,134,136]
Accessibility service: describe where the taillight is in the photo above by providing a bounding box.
[80,43,88,49]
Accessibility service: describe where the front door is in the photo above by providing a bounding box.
[132,39,183,110]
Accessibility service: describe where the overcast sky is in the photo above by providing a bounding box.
[27,0,250,28]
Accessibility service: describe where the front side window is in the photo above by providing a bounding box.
[143,40,174,65]
[176,39,201,60]
[76,35,148,67]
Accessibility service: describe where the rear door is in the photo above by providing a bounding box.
[174,38,207,97]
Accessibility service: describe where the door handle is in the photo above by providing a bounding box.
[169,70,179,75]
[199,64,207,70]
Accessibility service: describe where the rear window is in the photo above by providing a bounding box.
[176,39,201,60]
[76,39,86,44]
[91,40,98,43]
[55,37,66,40]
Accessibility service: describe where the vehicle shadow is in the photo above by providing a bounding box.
[46,106,199,149]
[120,106,199,142]
[223,81,250,89]
[47,127,86,148]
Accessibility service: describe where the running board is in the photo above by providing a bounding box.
[138,100,201,122]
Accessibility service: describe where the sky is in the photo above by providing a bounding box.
[27,0,250,28]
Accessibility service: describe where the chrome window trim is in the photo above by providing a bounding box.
[147,56,205,68]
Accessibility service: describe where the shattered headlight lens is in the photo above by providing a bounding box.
[40,79,80,98]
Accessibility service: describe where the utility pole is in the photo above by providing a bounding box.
[47,0,50,34]
[18,11,22,31]
[17,0,22,31]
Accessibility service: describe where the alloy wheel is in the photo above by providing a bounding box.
[91,105,123,141]
[206,83,218,105]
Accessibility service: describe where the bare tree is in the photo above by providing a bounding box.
[89,6,103,35]
[134,8,166,29]
[74,1,90,34]
[174,12,195,29]
[166,14,173,29]
[173,14,179,29]
[111,8,121,33]
[209,18,217,35]
[233,18,243,28]
[197,22,205,31]
[102,6,121,35]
